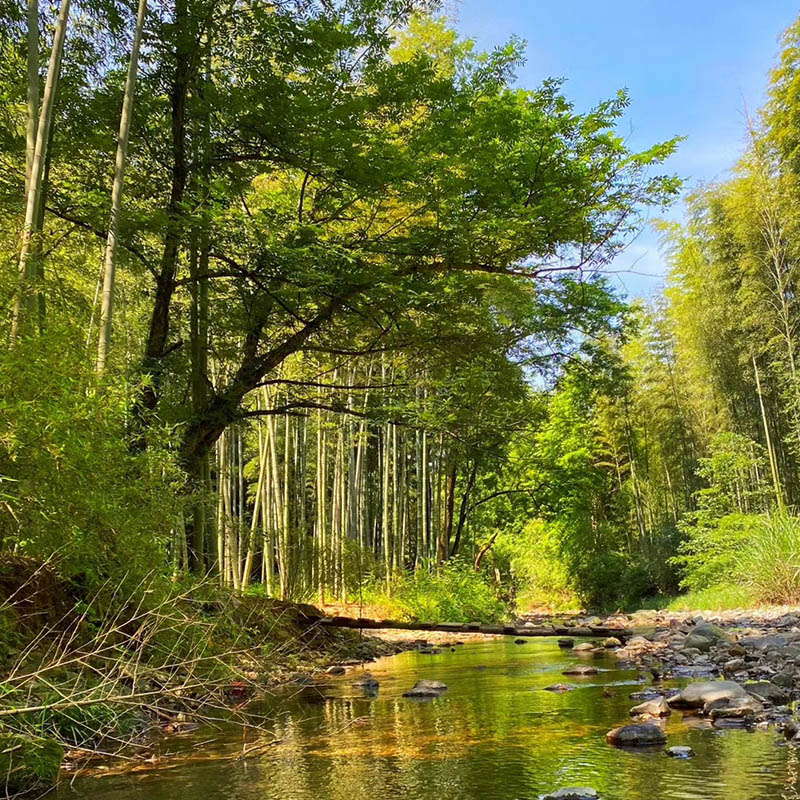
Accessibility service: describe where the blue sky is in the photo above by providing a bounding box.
[453,0,800,298]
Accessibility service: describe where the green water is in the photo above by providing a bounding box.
[60,639,800,800]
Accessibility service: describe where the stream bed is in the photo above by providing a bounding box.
[57,638,800,799]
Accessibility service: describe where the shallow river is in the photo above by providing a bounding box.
[59,638,800,800]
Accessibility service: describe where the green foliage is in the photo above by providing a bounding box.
[673,513,761,591]
[367,559,507,623]
[0,732,62,794]
[0,332,185,590]
[739,513,800,604]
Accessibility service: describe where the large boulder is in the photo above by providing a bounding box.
[668,681,747,709]
[403,679,447,697]
[605,723,667,747]
[693,622,729,643]
[708,695,763,721]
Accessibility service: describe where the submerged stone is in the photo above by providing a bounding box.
[544,789,599,800]
[666,745,694,759]
[403,679,447,697]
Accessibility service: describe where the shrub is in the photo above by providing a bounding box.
[365,558,507,623]
[739,513,800,604]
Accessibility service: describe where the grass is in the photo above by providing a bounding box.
[664,584,758,612]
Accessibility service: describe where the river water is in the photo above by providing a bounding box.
[58,638,800,800]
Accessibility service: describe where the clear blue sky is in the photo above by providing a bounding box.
[453,0,800,298]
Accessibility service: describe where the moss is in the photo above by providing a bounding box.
[0,733,63,794]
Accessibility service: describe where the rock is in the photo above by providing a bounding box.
[352,674,379,690]
[558,638,575,649]
[740,634,788,651]
[668,680,747,709]
[605,723,667,747]
[630,697,671,717]
[418,648,443,655]
[693,622,729,642]
[683,634,713,652]
[728,643,746,657]
[573,642,596,652]
[709,695,763,721]
[289,673,314,685]
[666,745,694,758]
[544,683,574,693]
[325,665,346,675]
[603,637,622,648]
[772,671,795,689]
[514,638,527,644]
[544,789,599,800]
[403,679,447,697]
[723,658,745,672]
[563,665,598,676]
[746,681,789,705]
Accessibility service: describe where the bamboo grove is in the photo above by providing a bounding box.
[1,0,682,607]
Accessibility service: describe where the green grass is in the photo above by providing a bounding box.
[663,583,757,612]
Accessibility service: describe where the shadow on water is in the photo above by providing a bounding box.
[58,639,800,800]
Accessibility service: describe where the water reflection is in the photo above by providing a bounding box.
[60,639,800,800]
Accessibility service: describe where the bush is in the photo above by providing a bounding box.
[739,513,800,604]
[365,558,507,623]
[673,513,760,591]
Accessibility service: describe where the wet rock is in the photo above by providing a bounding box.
[605,723,667,747]
[325,665,346,675]
[629,690,663,701]
[746,681,789,705]
[558,638,575,649]
[418,648,443,655]
[668,680,747,709]
[666,745,694,758]
[544,683,575,693]
[514,638,527,644]
[563,665,598,676]
[603,637,622,648]
[403,679,447,697]
[573,643,596,652]
[630,696,670,718]
[352,674,379,690]
[708,695,763,721]
[289,673,314,685]
[544,789,599,800]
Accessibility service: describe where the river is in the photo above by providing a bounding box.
[57,637,800,799]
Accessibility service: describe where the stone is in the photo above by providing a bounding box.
[352,674,379,690]
[573,642,596,652]
[666,745,694,758]
[630,696,671,717]
[723,658,745,672]
[682,634,713,652]
[544,789,599,800]
[325,665,346,675]
[605,724,667,747]
[603,637,622,648]
[558,638,575,649]
[514,638,527,644]
[746,681,789,705]
[668,680,747,709]
[708,695,763,721]
[629,690,663,701]
[693,622,729,642]
[728,644,746,657]
[772,671,795,689]
[544,683,575,693]
[563,665,598,676]
[418,648,443,655]
[740,634,788,651]
[403,679,447,697]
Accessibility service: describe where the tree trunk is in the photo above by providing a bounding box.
[11,0,70,343]
[96,0,147,373]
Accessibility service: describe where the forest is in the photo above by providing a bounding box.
[6,0,800,794]
[3,0,800,624]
